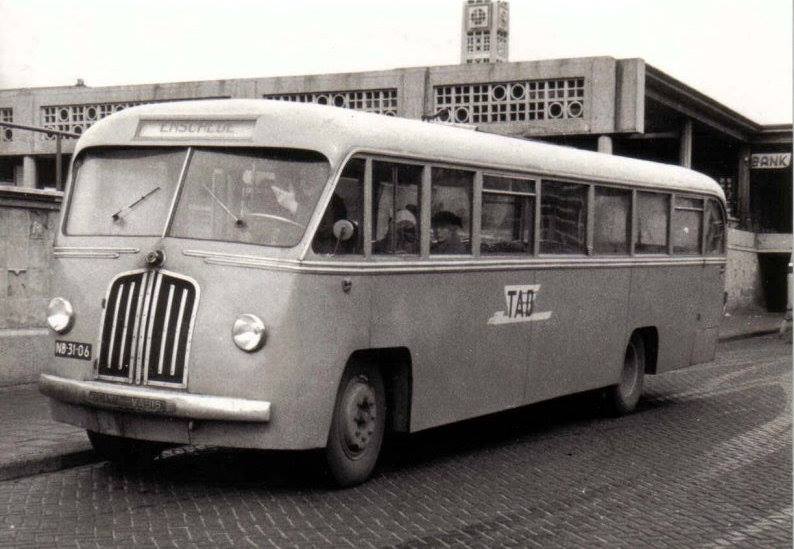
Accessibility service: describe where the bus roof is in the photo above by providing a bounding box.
[75,99,725,200]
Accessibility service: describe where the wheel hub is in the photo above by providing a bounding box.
[341,379,377,457]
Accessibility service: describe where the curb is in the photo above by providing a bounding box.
[0,449,99,482]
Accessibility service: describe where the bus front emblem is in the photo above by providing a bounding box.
[145,249,165,267]
[488,284,552,325]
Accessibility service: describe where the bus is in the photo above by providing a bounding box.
[40,99,727,486]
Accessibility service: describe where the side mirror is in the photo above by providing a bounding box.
[333,219,355,242]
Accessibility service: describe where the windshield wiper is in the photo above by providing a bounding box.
[199,182,245,227]
[111,186,161,221]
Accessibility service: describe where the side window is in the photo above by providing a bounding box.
[372,161,422,255]
[431,167,473,255]
[481,175,535,255]
[635,192,669,254]
[540,180,588,254]
[705,199,726,255]
[312,158,364,255]
[594,187,631,255]
[673,196,703,255]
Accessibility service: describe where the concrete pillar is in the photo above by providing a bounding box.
[737,144,751,228]
[679,119,693,169]
[597,135,613,155]
[22,156,37,189]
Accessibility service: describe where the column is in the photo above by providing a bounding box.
[679,119,693,169]
[737,144,751,228]
[597,135,613,155]
[22,156,37,189]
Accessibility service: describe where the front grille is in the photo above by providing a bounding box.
[97,270,198,387]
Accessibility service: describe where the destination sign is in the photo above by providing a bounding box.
[136,119,256,140]
[750,153,791,170]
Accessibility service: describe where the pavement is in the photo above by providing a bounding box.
[0,312,788,483]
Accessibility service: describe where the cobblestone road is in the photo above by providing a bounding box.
[0,336,790,547]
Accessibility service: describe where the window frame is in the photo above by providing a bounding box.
[314,151,727,262]
[480,172,537,257]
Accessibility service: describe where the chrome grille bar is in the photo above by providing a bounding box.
[141,272,163,382]
[117,281,136,370]
[157,284,176,375]
[171,288,188,376]
[107,284,124,370]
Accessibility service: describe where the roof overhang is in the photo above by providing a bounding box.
[644,65,761,142]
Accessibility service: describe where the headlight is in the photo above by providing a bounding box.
[47,297,74,334]
[232,314,266,352]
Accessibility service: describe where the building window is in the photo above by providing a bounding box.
[433,78,585,124]
[265,89,398,116]
[0,108,12,141]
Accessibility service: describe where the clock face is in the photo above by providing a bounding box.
[468,6,488,29]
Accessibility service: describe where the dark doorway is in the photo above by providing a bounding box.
[759,253,790,312]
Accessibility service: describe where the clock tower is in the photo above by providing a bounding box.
[460,0,509,64]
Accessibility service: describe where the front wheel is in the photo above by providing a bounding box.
[606,335,645,415]
[86,430,166,466]
[325,365,386,487]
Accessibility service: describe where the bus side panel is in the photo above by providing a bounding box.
[191,270,373,450]
[628,265,701,373]
[370,271,526,432]
[526,267,631,404]
[691,263,725,365]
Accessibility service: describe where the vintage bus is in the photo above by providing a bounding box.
[40,99,726,486]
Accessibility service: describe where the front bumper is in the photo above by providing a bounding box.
[39,374,271,422]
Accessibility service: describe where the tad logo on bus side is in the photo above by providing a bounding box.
[488,284,552,325]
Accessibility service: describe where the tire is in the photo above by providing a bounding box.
[325,364,386,487]
[606,334,646,415]
[86,430,165,466]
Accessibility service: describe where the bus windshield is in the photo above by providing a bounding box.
[67,148,185,236]
[170,148,329,247]
[66,147,330,247]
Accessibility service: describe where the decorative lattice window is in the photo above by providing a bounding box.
[42,101,149,138]
[265,89,398,116]
[41,98,223,139]
[433,78,585,124]
[0,108,12,141]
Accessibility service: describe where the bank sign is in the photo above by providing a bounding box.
[750,153,791,170]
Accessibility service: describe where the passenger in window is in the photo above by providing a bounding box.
[313,194,355,254]
[431,211,465,254]
[373,208,418,254]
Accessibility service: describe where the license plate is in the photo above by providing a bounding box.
[54,340,93,361]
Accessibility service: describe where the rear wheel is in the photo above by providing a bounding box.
[86,431,166,466]
[606,335,645,415]
[325,364,385,487]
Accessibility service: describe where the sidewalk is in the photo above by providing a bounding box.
[0,312,787,482]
